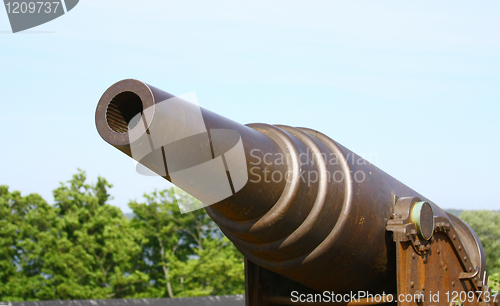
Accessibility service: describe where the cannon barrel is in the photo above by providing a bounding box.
[95,79,490,300]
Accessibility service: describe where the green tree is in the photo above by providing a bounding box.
[0,171,150,302]
[170,236,245,297]
[0,185,58,301]
[491,272,499,293]
[1,172,244,301]
[460,211,500,276]
[129,187,245,298]
[128,188,182,298]
[47,170,149,299]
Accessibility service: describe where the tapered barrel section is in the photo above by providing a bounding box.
[96,79,288,218]
[96,79,447,294]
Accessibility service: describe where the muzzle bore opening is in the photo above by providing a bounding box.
[105,91,144,133]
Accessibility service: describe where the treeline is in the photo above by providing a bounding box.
[0,171,499,302]
[0,171,244,301]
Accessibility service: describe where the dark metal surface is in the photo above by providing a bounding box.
[7,296,244,306]
[95,79,496,306]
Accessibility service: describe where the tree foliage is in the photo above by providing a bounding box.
[0,171,149,301]
[459,211,500,274]
[128,188,244,298]
[0,185,56,301]
[0,171,244,302]
[491,273,500,293]
[49,171,148,299]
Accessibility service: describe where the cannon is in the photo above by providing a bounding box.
[95,79,499,306]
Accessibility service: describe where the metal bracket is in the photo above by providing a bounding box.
[460,268,480,280]
[386,196,495,305]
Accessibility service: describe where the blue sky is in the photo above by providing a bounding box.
[1,1,499,212]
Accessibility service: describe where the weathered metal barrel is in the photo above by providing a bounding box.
[95,79,486,297]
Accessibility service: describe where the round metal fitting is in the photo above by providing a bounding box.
[411,201,435,240]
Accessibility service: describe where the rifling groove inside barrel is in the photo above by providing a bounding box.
[105,91,143,133]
